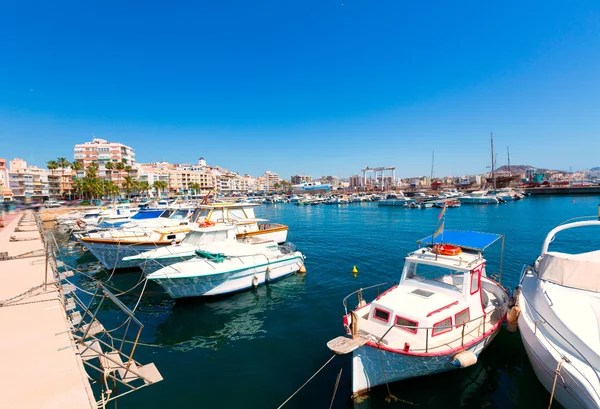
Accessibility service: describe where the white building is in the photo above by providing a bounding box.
[8,158,49,201]
[73,138,136,188]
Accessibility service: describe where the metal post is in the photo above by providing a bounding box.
[44,238,49,291]
[461,324,466,346]
[499,235,505,284]
[425,329,429,353]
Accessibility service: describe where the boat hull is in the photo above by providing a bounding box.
[80,241,175,270]
[148,254,304,298]
[518,280,600,409]
[378,199,414,207]
[352,328,500,394]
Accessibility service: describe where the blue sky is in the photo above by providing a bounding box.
[1,0,599,178]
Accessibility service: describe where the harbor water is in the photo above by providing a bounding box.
[53,195,600,409]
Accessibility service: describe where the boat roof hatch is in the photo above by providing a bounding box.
[417,230,503,252]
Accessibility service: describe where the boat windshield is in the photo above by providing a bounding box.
[182,230,229,245]
[405,262,464,293]
[169,209,190,220]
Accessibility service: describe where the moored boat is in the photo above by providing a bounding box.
[327,230,509,396]
[146,225,305,298]
[515,216,600,409]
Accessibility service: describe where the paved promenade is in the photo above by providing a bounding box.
[0,211,96,409]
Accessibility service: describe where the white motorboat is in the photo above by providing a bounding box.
[516,216,600,409]
[146,224,305,298]
[77,203,289,269]
[459,190,500,205]
[327,230,509,396]
[491,188,524,202]
[378,192,415,207]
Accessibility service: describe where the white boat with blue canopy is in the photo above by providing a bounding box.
[328,230,509,396]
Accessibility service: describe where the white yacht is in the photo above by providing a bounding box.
[77,203,289,270]
[378,192,415,207]
[459,190,500,205]
[328,230,509,395]
[146,224,305,298]
[516,216,600,409]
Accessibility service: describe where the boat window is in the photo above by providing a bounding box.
[166,234,176,240]
[432,317,453,336]
[373,308,390,323]
[189,209,201,222]
[470,267,481,295]
[407,263,463,293]
[455,308,470,326]
[160,209,174,218]
[229,208,246,220]
[182,231,205,244]
[395,316,418,334]
[211,209,224,221]
[169,209,190,220]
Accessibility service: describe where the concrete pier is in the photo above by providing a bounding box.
[0,211,96,409]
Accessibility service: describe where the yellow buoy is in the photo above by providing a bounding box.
[352,266,359,277]
[299,264,307,274]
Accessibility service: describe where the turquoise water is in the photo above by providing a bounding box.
[54,196,600,409]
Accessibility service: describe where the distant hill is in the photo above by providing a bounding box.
[495,165,537,174]
[590,167,600,171]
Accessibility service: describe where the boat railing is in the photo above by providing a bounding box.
[343,282,390,316]
[374,306,503,354]
[518,290,600,399]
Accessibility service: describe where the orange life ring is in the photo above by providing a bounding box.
[76,219,87,228]
[433,244,462,256]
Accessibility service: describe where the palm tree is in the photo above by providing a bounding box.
[115,162,125,198]
[105,161,114,184]
[47,160,58,198]
[70,161,83,199]
[56,157,70,197]
[138,181,150,198]
[86,162,99,179]
[189,182,201,196]
[153,180,167,198]
[123,175,136,198]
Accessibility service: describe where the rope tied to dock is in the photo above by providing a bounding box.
[276,354,337,409]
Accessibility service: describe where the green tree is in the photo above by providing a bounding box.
[47,160,58,197]
[56,157,70,197]
[189,182,201,196]
[138,181,150,198]
[153,180,167,198]
[71,161,83,199]
[105,161,114,184]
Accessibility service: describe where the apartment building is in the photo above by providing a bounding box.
[73,138,136,188]
[8,158,49,201]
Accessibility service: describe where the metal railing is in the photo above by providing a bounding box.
[343,282,390,316]
[374,306,502,353]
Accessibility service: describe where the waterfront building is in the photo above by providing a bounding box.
[73,138,136,190]
[263,171,280,192]
[349,175,361,188]
[8,158,49,201]
[0,158,13,200]
[291,174,312,185]
[47,167,74,198]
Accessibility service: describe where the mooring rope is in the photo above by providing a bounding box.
[548,358,565,409]
[276,354,336,409]
[329,367,343,409]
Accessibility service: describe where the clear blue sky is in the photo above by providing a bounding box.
[1,0,599,179]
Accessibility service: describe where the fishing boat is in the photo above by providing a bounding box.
[515,215,600,409]
[77,203,289,269]
[327,230,509,396]
[146,224,305,298]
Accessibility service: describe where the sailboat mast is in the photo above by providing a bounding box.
[490,133,496,190]
[430,150,435,186]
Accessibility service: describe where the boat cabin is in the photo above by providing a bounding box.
[346,231,508,354]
